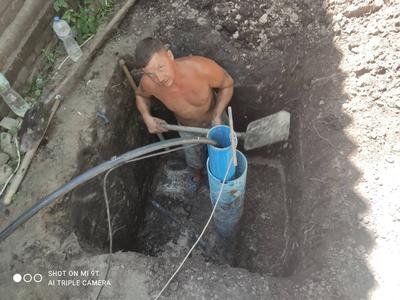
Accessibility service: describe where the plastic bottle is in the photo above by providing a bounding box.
[52,16,82,62]
[0,73,30,117]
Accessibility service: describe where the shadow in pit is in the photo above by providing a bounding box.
[146,0,376,296]
[63,63,157,253]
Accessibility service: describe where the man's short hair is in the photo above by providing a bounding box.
[135,37,165,68]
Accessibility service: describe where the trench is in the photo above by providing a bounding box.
[60,55,303,278]
[0,0,381,298]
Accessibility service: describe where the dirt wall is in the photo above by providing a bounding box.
[67,66,155,252]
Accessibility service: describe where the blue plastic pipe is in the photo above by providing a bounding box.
[207,150,247,238]
[207,125,238,181]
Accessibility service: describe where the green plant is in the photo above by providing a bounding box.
[24,47,57,103]
[97,0,114,21]
[23,0,115,103]
[41,48,56,73]
[61,0,114,44]
[53,0,69,13]
[64,6,97,43]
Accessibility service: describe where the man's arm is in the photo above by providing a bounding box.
[212,70,234,124]
[136,84,167,133]
[199,58,234,124]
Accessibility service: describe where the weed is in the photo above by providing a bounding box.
[24,48,57,103]
[53,0,69,13]
[41,48,56,73]
[57,0,115,44]
[24,1,114,103]
[63,6,97,43]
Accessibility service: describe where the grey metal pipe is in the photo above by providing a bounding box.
[164,124,245,139]
[0,137,217,243]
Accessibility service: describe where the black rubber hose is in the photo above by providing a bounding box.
[0,137,217,243]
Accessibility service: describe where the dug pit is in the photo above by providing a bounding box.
[61,52,302,278]
[1,0,383,298]
[51,0,317,282]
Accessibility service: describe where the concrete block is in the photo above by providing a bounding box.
[0,132,17,159]
[0,117,19,132]
[0,163,12,185]
[0,152,10,165]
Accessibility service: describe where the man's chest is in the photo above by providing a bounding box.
[152,80,212,111]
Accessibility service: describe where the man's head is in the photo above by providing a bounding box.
[135,37,175,87]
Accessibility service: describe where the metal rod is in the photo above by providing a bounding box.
[164,123,245,139]
[228,106,237,166]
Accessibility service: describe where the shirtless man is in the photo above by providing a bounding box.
[135,37,234,186]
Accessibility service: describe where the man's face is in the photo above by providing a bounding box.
[142,50,175,87]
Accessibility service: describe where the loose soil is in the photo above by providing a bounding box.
[0,0,399,299]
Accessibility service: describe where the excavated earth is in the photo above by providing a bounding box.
[0,0,399,299]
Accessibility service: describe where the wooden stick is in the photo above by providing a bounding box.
[119,59,168,146]
[119,59,138,90]
[228,106,237,166]
[3,97,61,205]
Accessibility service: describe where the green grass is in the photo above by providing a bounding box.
[55,0,115,44]
[24,47,57,104]
[24,0,115,103]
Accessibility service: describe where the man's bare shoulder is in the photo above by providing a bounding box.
[176,55,216,63]
[176,56,220,73]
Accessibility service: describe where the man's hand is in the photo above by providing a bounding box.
[144,116,168,134]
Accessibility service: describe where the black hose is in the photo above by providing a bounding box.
[0,137,216,243]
